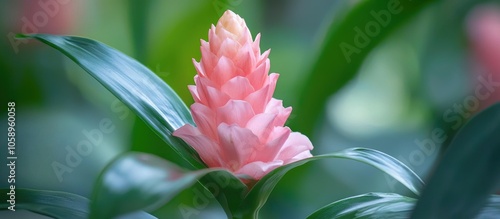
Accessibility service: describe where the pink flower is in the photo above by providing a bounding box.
[467,5,500,109]
[173,10,313,181]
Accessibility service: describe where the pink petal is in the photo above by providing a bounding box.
[265,73,279,99]
[200,41,216,75]
[195,76,230,108]
[285,150,313,164]
[193,59,206,77]
[265,98,292,127]
[208,25,222,52]
[173,125,223,167]
[245,113,277,143]
[236,24,253,45]
[210,56,240,86]
[259,126,291,162]
[245,73,278,113]
[245,87,269,114]
[247,59,270,89]
[188,85,201,103]
[216,100,255,127]
[276,132,314,164]
[215,27,238,44]
[221,76,255,99]
[200,39,210,52]
[218,38,240,59]
[234,42,256,74]
[252,33,262,55]
[191,103,217,139]
[217,123,260,169]
[205,86,231,108]
[257,49,270,66]
[235,160,283,180]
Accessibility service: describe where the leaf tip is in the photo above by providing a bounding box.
[15,33,33,39]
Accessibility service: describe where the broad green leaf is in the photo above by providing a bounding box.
[0,188,88,219]
[89,152,245,219]
[328,148,424,196]
[235,148,424,218]
[0,188,156,219]
[477,195,500,218]
[307,193,415,219]
[307,194,500,219]
[292,0,436,136]
[17,34,204,170]
[411,103,500,219]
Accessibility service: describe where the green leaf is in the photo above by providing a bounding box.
[235,147,424,218]
[411,103,500,219]
[0,188,156,219]
[328,148,424,196]
[198,171,248,218]
[0,188,89,219]
[307,194,500,219]
[89,152,245,219]
[307,193,415,219]
[17,34,204,170]
[292,0,436,136]
[477,195,500,218]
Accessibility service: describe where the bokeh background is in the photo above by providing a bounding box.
[1,0,500,218]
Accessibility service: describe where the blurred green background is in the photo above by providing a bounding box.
[1,0,500,218]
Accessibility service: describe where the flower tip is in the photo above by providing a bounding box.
[218,10,248,38]
[221,10,240,21]
[222,9,237,17]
